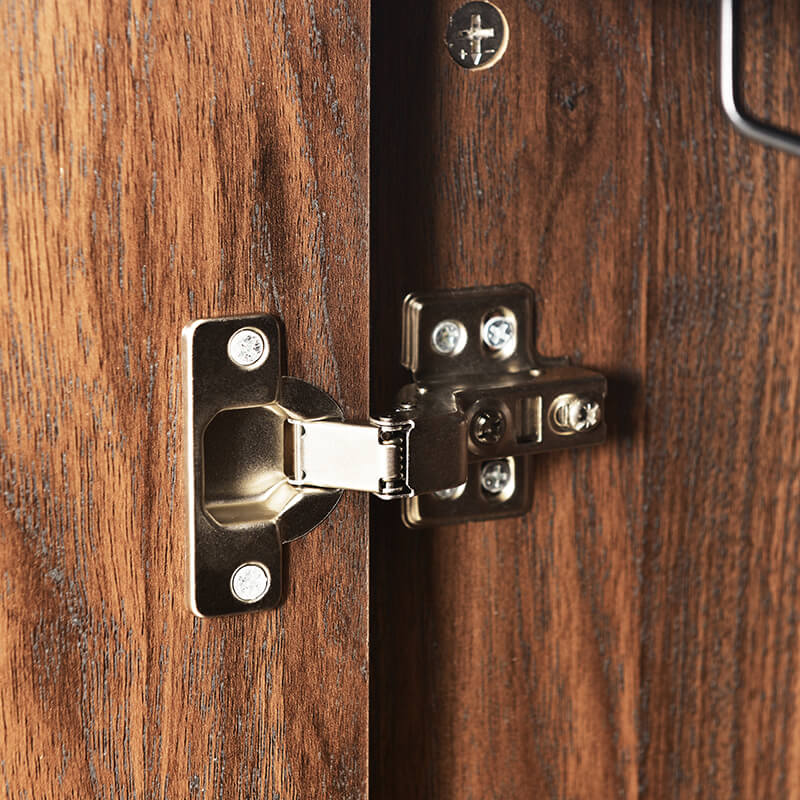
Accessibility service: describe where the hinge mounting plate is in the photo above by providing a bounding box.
[397,284,606,526]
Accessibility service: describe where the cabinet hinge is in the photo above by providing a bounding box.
[183,283,607,616]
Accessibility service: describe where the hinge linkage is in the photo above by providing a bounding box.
[286,417,413,499]
[286,397,470,501]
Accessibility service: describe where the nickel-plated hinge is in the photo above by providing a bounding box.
[183,284,606,616]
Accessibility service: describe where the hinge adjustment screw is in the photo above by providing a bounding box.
[470,408,506,445]
[551,395,602,433]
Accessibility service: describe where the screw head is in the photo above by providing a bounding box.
[551,395,602,433]
[446,2,509,70]
[431,319,467,356]
[227,327,268,369]
[230,562,271,603]
[480,459,512,495]
[482,315,516,353]
[569,398,602,431]
[470,408,506,445]
[434,482,467,501]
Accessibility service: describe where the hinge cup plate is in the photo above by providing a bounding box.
[183,315,343,617]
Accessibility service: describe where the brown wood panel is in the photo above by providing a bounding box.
[371,1,800,798]
[0,1,369,797]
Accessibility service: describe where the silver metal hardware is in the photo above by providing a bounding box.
[286,418,411,498]
[550,394,602,434]
[397,284,605,528]
[445,2,509,71]
[184,284,606,616]
[227,326,268,369]
[434,482,467,501]
[183,314,345,617]
[470,408,506,445]
[431,319,468,356]
[481,313,516,354]
[480,459,512,495]
[230,563,271,603]
[720,0,800,157]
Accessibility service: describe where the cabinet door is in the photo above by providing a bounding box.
[0,2,369,797]
[371,2,800,797]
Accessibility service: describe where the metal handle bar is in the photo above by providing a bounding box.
[720,0,800,157]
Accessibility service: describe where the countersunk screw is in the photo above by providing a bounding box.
[434,482,466,501]
[482,315,516,353]
[551,395,602,433]
[431,319,467,356]
[230,562,271,603]
[445,2,509,70]
[227,327,268,369]
[470,408,506,445]
[480,459,512,495]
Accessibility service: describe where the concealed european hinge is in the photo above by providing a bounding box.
[183,284,607,617]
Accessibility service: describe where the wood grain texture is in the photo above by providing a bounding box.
[0,1,369,797]
[370,1,800,797]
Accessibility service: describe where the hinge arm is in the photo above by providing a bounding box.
[286,418,410,498]
[286,399,470,500]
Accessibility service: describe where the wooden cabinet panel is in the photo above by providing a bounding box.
[4,0,799,797]
[371,2,800,797]
[0,1,369,797]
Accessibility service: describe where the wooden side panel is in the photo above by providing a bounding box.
[641,2,800,797]
[371,2,800,798]
[0,1,369,797]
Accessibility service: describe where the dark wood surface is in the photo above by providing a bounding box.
[0,1,370,797]
[371,1,800,797]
